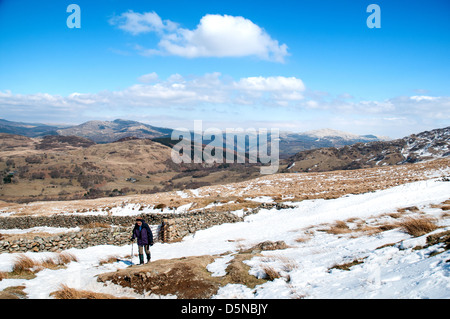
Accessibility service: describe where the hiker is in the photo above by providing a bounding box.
[130,218,154,264]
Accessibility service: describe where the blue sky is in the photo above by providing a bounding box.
[0,0,449,138]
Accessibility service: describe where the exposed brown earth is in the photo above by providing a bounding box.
[96,240,287,298]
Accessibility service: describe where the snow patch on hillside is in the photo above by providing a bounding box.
[0,178,449,299]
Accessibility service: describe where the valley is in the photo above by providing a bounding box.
[1,124,448,204]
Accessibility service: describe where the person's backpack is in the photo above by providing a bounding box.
[142,222,154,245]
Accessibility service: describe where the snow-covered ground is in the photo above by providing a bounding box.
[0,178,449,299]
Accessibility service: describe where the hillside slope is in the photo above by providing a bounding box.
[0,156,448,217]
[0,119,60,137]
[284,126,449,172]
[0,136,174,202]
[56,119,173,143]
[279,128,389,157]
[0,133,262,203]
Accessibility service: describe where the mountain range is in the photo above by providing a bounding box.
[278,128,390,158]
[0,118,389,157]
[0,118,173,143]
[56,119,173,143]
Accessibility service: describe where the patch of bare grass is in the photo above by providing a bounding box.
[295,236,311,243]
[50,284,131,299]
[400,217,438,237]
[397,206,420,214]
[224,253,267,288]
[330,258,365,271]
[0,285,27,299]
[11,255,36,278]
[261,265,281,280]
[56,252,78,264]
[325,221,352,235]
[7,252,78,279]
[262,254,299,273]
[99,256,119,265]
[0,271,8,281]
[426,230,450,250]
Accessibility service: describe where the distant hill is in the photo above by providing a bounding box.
[283,126,450,172]
[0,118,173,143]
[0,119,61,137]
[152,128,389,159]
[279,128,390,158]
[0,132,262,203]
[56,119,173,143]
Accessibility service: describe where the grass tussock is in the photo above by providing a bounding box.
[262,255,299,272]
[325,221,352,235]
[397,206,420,214]
[426,230,450,250]
[55,252,78,264]
[6,252,78,279]
[50,284,131,299]
[330,258,364,271]
[11,255,36,278]
[224,254,267,288]
[0,271,8,281]
[0,286,28,299]
[400,217,438,237]
[261,265,281,281]
[99,256,120,265]
[295,236,311,243]
[357,222,397,236]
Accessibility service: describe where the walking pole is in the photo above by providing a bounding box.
[131,240,134,265]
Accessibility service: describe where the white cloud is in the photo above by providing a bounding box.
[111,11,288,62]
[1,75,448,138]
[235,76,305,92]
[109,10,177,35]
[0,74,305,115]
[232,76,305,104]
[300,93,450,119]
[137,72,159,83]
[410,95,436,101]
[3,76,449,119]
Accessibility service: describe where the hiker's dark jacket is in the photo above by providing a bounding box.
[132,222,154,246]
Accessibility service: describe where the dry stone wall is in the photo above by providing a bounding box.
[0,202,294,254]
[0,226,132,253]
[0,211,243,254]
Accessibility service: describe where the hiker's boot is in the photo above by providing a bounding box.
[139,254,144,265]
[146,253,151,263]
